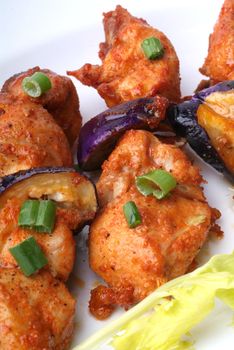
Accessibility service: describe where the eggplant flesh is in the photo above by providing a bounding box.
[77,96,168,171]
[168,81,234,180]
[0,167,98,230]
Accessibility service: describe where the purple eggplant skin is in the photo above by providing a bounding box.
[0,167,76,195]
[167,80,234,181]
[0,166,99,232]
[77,96,168,171]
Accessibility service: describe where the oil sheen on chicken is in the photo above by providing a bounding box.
[89,130,219,318]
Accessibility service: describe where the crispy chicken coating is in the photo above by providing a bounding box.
[0,93,72,176]
[0,169,97,281]
[0,73,79,346]
[0,198,75,281]
[90,188,212,306]
[2,67,82,145]
[0,268,75,350]
[68,5,181,106]
[89,130,217,315]
[97,130,204,207]
[200,0,234,82]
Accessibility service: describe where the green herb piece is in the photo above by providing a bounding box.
[18,199,56,233]
[22,72,52,97]
[9,236,48,276]
[141,37,164,60]
[136,169,177,199]
[123,201,142,228]
[34,200,56,233]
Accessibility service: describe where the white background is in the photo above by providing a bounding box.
[1,1,234,349]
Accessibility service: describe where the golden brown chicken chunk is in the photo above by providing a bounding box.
[0,198,75,281]
[68,5,181,106]
[0,94,72,176]
[200,0,234,82]
[0,268,75,350]
[97,129,204,207]
[2,67,82,145]
[0,170,98,280]
[89,130,217,316]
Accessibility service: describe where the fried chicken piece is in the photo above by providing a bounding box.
[0,166,98,280]
[0,268,75,350]
[89,130,216,312]
[2,67,82,145]
[97,130,204,207]
[0,198,75,281]
[200,0,234,81]
[90,188,212,306]
[0,94,72,176]
[68,5,181,106]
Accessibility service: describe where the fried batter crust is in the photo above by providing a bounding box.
[0,94,72,176]
[0,269,75,350]
[200,0,234,81]
[68,5,181,106]
[97,130,204,207]
[90,188,212,305]
[2,67,82,145]
[0,198,75,281]
[90,130,217,313]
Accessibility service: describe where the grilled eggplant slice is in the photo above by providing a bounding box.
[168,81,234,180]
[77,96,168,171]
[0,167,98,230]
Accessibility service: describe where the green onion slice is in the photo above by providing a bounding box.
[34,200,56,233]
[136,169,177,200]
[18,199,56,233]
[22,72,52,97]
[141,37,164,60]
[18,200,40,228]
[9,236,48,276]
[123,201,142,228]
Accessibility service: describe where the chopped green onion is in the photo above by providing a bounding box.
[141,37,164,60]
[9,236,48,276]
[18,199,56,233]
[34,200,56,233]
[18,200,40,228]
[123,201,142,228]
[22,72,52,97]
[136,169,177,200]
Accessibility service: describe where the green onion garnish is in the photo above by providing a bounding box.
[136,169,177,200]
[18,199,56,233]
[22,72,52,97]
[18,200,40,228]
[34,200,56,233]
[9,236,48,276]
[123,201,142,228]
[141,37,164,60]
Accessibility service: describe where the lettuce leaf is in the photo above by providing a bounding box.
[73,252,234,350]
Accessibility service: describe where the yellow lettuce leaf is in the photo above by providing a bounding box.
[74,252,234,350]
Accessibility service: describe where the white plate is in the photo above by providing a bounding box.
[0,0,233,349]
